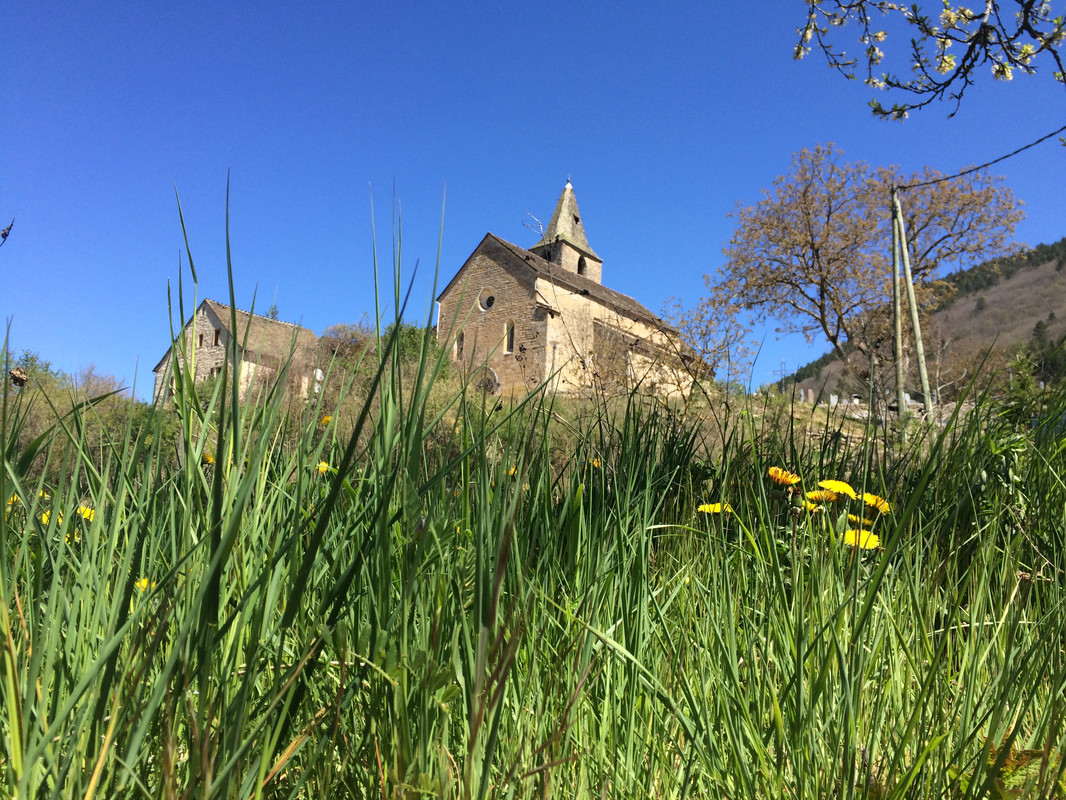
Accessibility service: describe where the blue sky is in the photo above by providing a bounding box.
[3,2,1064,399]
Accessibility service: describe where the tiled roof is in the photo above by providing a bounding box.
[486,234,676,334]
[153,299,320,373]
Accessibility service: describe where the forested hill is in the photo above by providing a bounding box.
[936,235,1066,310]
[785,234,1066,394]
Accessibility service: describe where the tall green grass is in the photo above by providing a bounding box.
[1,218,1065,798]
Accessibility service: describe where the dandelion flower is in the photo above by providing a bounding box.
[801,499,823,513]
[862,492,891,514]
[589,457,602,468]
[316,461,331,475]
[818,479,856,500]
[843,529,880,549]
[76,505,95,522]
[201,451,215,465]
[698,502,732,514]
[768,466,801,486]
[848,514,875,527]
[7,495,19,508]
[508,466,519,477]
[805,489,840,503]
[135,578,156,592]
[321,415,332,426]
[40,510,62,525]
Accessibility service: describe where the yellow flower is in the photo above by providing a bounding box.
[41,510,62,525]
[321,415,332,426]
[805,489,840,503]
[768,466,801,486]
[316,461,331,475]
[6,495,19,508]
[135,577,156,592]
[862,492,891,514]
[848,514,875,527]
[818,479,856,500]
[698,502,732,514]
[843,529,880,549]
[76,505,95,522]
[508,466,519,477]
[201,451,215,465]
[801,499,823,513]
[589,457,602,468]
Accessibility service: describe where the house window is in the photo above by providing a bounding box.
[578,256,587,276]
[213,329,221,346]
[456,330,465,358]
[210,367,221,378]
[504,321,515,354]
[198,333,204,348]
[479,289,495,311]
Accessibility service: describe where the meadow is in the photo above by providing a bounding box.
[2,262,1065,799]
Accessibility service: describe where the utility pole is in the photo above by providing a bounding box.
[891,190,906,420]
[891,188,934,418]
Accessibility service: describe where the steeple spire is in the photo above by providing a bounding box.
[530,180,603,283]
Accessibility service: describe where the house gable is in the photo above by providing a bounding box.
[436,235,545,394]
[152,299,320,404]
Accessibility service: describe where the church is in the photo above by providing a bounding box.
[435,181,696,397]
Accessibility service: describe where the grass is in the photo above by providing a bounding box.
[1,219,1065,798]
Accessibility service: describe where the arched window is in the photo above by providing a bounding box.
[456,330,465,358]
[504,321,515,354]
[577,256,587,276]
[475,367,500,395]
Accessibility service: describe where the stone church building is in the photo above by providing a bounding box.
[436,181,695,397]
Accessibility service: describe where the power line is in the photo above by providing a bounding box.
[898,121,1066,191]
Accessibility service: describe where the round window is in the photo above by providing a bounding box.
[479,289,495,311]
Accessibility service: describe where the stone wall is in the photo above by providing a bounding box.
[436,251,546,396]
[538,277,692,398]
[151,305,286,404]
[438,252,694,399]
[152,306,231,403]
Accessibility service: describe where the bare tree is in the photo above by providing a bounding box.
[708,144,1022,374]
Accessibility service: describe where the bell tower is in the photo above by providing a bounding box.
[530,180,603,284]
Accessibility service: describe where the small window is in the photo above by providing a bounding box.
[213,329,221,346]
[577,256,587,276]
[504,321,515,354]
[197,333,204,348]
[479,289,495,311]
[456,330,465,358]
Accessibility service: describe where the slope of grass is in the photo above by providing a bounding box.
[1,223,1065,798]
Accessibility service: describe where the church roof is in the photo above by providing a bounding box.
[438,233,675,335]
[533,180,601,260]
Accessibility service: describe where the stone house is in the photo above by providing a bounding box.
[435,181,696,397]
[152,299,321,404]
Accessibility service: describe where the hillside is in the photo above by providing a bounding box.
[788,236,1066,398]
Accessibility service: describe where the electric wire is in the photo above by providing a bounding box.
[898,121,1066,191]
